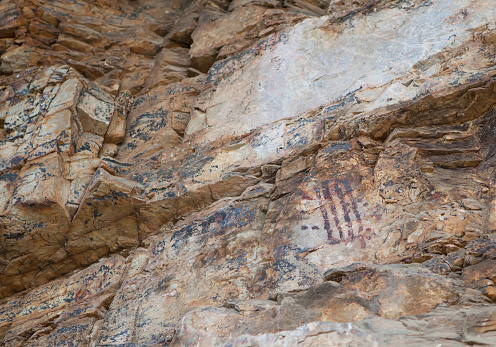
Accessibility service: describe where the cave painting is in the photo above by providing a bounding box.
[300,178,374,248]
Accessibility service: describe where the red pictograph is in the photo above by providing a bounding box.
[300,179,372,248]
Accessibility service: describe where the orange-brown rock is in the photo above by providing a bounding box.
[1,0,496,345]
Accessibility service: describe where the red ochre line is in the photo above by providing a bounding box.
[301,180,370,248]
[320,182,343,240]
[330,181,354,240]
[340,179,364,235]
[314,186,333,239]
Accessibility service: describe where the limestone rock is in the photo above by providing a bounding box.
[0,65,132,297]
[174,304,496,346]
[2,0,496,345]
[0,255,126,346]
[76,91,115,137]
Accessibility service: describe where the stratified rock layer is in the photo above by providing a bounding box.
[1,0,496,345]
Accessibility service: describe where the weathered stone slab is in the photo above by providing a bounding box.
[104,91,130,144]
[76,91,115,136]
[170,263,471,345]
[174,304,496,346]
[28,109,76,161]
[259,118,494,291]
[66,168,139,265]
[0,255,126,344]
[46,78,82,116]
[0,66,132,297]
[0,1,24,39]
[95,196,269,344]
[0,45,41,75]
[191,0,496,145]
[190,5,268,58]
[118,77,205,160]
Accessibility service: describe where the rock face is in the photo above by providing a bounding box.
[1,0,496,345]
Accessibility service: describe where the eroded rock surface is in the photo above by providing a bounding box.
[1,0,496,345]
